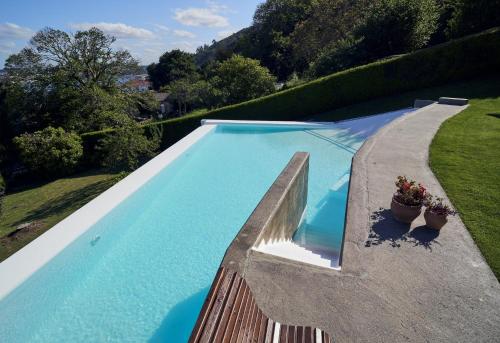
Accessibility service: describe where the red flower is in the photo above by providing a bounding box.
[402,182,411,191]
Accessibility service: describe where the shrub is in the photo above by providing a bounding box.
[98,123,160,171]
[210,55,276,106]
[356,0,439,59]
[0,172,4,217]
[81,28,500,164]
[309,36,365,77]
[14,127,83,177]
[446,0,500,39]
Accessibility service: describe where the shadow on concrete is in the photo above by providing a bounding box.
[408,226,441,251]
[365,208,410,248]
[365,208,441,250]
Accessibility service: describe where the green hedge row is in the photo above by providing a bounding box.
[82,27,500,163]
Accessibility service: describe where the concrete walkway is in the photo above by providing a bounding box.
[241,103,500,342]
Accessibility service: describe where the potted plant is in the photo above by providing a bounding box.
[391,176,428,223]
[423,196,456,230]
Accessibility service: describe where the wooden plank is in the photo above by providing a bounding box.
[236,292,255,342]
[288,326,296,343]
[199,271,236,342]
[213,274,243,342]
[296,327,303,343]
[189,267,225,342]
[280,324,288,343]
[314,329,322,343]
[323,332,330,343]
[244,301,259,343]
[251,310,263,343]
[304,327,313,343]
[264,319,274,343]
[229,282,251,342]
[257,312,268,342]
[224,282,249,342]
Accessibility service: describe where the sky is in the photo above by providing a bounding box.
[0,0,263,67]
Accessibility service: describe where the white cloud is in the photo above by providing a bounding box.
[69,22,154,39]
[154,24,170,33]
[217,30,235,40]
[0,23,33,40]
[174,8,229,27]
[170,41,203,53]
[0,41,16,54]
[173,29,196,38]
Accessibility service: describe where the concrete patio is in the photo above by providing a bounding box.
[238,103,500,342]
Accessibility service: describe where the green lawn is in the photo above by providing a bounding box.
[0,171,119,262]
[314,76,500,279]
[430,95,500,279]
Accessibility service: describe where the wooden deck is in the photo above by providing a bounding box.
[189,267,332,343]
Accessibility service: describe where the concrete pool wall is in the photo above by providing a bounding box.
[222,151,310,274]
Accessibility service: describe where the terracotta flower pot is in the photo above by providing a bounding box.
[390,196,422,223]
[424,209,448,230]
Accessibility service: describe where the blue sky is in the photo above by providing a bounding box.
[0,0,263,67]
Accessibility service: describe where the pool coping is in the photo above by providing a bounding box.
[0,124,215,300]
[202,119,338,128]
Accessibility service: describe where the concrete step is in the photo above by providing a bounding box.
[254,241,337,269]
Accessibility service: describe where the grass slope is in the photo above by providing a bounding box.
[0,171,119,262]
[430,94,500,279]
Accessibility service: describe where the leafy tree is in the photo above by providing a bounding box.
[245,0,316,80]
[162,78,212,116]
[309,36,366,77]
[0,147,4,217]
[98,123,160,171]
[291,0,368,65]
[0,174,4,217]
[147,50,198,90]
[5,28,138,90]
[13,127,83,177]
[356,0,439,59]
[445,0,500,38]
[3,28,140,135]
[210,55,276,105]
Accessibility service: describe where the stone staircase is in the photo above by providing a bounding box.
[254,240,339,269]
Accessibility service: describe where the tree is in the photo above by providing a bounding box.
[98,123,160,171]
[162,78,211,116]
[356,0,439,59]
[3,27,141,135]
[147,50,198,90]
[308,36,366,77]
[246,0,316,80]
[5,28,138,90]
[291,0,368,65]
[445,0,500,38]
[210,55,276,106]
[13,127,83,177]
[0,146,4,217]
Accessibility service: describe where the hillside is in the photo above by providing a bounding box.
[194,28,250,66]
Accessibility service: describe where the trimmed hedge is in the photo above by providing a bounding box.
[82,27,500,162]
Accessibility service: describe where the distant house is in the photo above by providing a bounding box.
[154,92,173,119]
[124,79,152,92]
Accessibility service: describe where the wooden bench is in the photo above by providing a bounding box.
[189,267,332,343]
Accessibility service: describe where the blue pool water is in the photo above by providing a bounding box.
[0,110,408,342]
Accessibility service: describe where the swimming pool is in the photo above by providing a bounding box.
[0,109,410,342]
